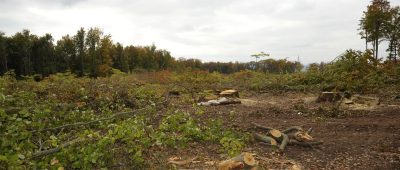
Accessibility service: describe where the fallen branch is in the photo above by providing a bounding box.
[31,138,87,159]
[32,107,148,133]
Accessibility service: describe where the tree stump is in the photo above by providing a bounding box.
[316,92,342,102]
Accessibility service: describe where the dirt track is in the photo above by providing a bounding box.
[168,93,400,169]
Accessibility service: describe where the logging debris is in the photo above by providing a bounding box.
[252,123,322,151]
[340,94,380,110]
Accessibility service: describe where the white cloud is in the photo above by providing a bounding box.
[1,0,399,64]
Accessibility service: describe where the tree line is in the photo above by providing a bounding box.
[0,28,177,77]
[0,27,304,77]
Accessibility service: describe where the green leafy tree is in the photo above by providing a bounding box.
[74,28,86,76]
[251,52,270,63]
[359,0,392,59]
[54,35,76,72]
[251,52,270,71]
[123,45,138,72]
[97,34,113,76]
[384,6,400,62]
[31,34,55,75]
[7,30,34,76]
[113,42,129,73]
[0,32,7,74]
[85,27,103,77]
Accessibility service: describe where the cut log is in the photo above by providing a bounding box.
[254,133,277,146]
[218,160,244,170]
[279,133,289,151]
[293,131,313,142]
[344,99,354,104]
[219,90,239,98]
[218,152,257,170]
[230,152,257,166]
[268,129,283,142]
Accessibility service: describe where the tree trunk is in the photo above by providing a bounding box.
[0,54,7,74]
[80,54,84,76]
[375,38,379,59]
[395,40,398,63]
[365,31,368,50]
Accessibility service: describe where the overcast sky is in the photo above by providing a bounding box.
[1,0,399,64]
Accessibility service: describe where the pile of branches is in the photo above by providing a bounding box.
[252,123,323,151]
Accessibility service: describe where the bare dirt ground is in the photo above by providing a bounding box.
[162,92,400,169]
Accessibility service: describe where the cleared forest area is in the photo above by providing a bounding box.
[1,0,400,169]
